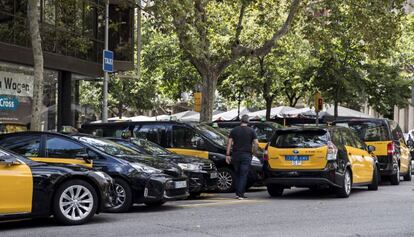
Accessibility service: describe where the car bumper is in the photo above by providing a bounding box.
[134,175,189,203]
[264,164,343,188]
[186,171,218,193]
[88,172,116,213]
[377,155,397,176]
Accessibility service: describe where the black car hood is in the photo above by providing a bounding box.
[157,154,212,165]
[117,154,183,177]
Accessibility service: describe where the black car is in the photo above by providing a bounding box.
[108,137,218,197]
[210,120,283,144]
[81,121,264,192]
[0,132,189,213]
[0,148,114,225]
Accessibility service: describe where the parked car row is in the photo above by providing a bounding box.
[0,117,411,226]
[81,121,265,193]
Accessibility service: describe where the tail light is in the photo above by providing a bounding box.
[326,141,338,161]
[387,142,395,156]
[263,144,269,161]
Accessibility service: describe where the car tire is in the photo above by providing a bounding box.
[403,162,412,181]
[217,168,235,193]
[368,165,379,191]
[336,168,352,198]
[107,178,133,213]
[390,164,400,185]
[53,179,98,225]
[267,184,284,197]
[144,201,165,207]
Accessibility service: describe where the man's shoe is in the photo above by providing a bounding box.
[237,197,244,200]
[235,195,240,199]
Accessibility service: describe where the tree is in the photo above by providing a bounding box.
[28,0,44,131]
[364,63,411,118]
[146,0,302,122]
[304,0,407,118]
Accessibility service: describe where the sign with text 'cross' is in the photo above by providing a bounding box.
[103,50,114,72]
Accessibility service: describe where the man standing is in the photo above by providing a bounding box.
[226,114,259,200]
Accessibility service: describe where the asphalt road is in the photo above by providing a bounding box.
[1,180,414,237]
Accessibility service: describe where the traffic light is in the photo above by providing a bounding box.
[314,92,323,112]
[194,92,202,112]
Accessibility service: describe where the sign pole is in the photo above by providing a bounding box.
[102,0,109,123]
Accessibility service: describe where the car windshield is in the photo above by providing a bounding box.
[131,138,171,156]
[74,136,139,156]
[336,121,389,141]
[195,124,227,146]
[271,130,329,148]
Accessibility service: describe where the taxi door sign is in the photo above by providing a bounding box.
[194,92,202,112]
[315,92,323,112]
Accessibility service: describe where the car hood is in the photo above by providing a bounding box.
[157,154,212,165]
[117,154,183,177]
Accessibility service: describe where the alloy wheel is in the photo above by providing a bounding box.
[344,171,351,195]
[113,183,126,208]
[217,170,233,191]
[59,185,94,221]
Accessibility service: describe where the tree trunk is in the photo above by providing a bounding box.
[200,70,218,122]
[117,102,123,119]
[28,0,44,131]
[265,97,273,121]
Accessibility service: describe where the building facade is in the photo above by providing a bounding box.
[0,0,134,130]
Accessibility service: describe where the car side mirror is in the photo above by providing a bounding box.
[367,145,376,153]
[407,139,414,148]
[76,151,94,164]
[0,156,21,166]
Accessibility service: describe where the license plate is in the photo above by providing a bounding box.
[285,155,309,166]
[210,172,218,179]
[174,181,187,189]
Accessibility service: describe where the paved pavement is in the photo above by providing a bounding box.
[1,180,414,237]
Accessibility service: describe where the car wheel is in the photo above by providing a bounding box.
[368,165,379,191]
[217,168,235,192]
[390,164,400,185]
[107,178,133,213]
[267,184,284,197]
[336,168,352,198]
[403,161,412,181]
[144,201,165,207]
[53,179,98,225]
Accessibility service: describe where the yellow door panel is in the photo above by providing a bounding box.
[399,143,410,174]
[0,161,33,214]
[345,146,373,184]
[365,141,391,157]
[168,149,209,159]
[30,157,93,168]
[267,146,328,170]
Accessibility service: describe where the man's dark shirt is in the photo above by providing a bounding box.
[229,125,257,154]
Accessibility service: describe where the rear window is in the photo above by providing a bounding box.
[271,130,329,148]
[336,121,389,141]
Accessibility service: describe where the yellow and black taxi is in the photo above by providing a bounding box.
[264,126,379,198]
[210,120,283,149]
[334,119,412,185]
[81,121,264,193]
[0,132,189,213]
[0,147,114,225]
[107,137,218,198]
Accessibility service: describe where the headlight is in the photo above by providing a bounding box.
[177,163,202,171]
[251,156,262,166]
[130,163,162,174]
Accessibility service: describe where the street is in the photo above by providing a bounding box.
[2,180,414,237]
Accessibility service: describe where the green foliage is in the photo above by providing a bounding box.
[364,63,411,118]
